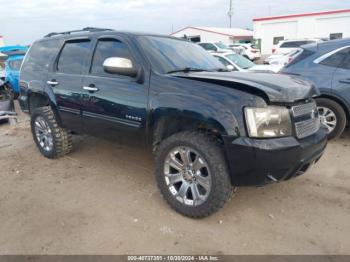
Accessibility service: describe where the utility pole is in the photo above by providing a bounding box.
[227,0,234,28]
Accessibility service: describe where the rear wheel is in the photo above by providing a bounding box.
[155,131,233,218]
[316,98,346,140]
[31,106,72,158]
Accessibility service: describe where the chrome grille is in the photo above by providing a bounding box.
[295,118,320,139]
[292,101,320,139]
[291,101,316,117]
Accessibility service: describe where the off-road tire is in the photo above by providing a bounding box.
[31,106,72,158]
[155,131,233,218]
[316,98,346,140]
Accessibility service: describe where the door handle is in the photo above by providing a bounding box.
[47,80,59,86]
[83,86,99,92]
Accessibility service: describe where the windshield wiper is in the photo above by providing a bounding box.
[166,67,207,74]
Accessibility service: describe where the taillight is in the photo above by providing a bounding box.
[272,48,276,53]
[251,49,258,53]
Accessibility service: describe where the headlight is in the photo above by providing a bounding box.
[245,106,292,138]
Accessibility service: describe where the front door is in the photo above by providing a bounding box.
[46,39,92,132]
[81,37,148,145]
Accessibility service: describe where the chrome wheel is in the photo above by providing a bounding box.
[318,106,337,133]
[164,146,211,206]
[34,116,53,152]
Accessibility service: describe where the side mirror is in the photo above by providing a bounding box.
[226,65,235,71]
[103,57,138,77]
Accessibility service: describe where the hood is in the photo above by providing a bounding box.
[175,71,319,103]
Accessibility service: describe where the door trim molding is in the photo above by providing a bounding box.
[82,111,141,128]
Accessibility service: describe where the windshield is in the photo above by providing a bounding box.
[225,53,255,69]
[138,36,225,74]
[215,42,229,49]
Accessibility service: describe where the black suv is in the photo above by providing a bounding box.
[19,28,327,218]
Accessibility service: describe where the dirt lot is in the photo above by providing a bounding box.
[0,105,349,255]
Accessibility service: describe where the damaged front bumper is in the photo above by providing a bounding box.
[223,127,328,187]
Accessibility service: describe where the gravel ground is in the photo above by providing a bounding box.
[0,105,349,255]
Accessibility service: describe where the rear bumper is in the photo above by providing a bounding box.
[223,127,328,186]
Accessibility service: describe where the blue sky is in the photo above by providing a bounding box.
[1,0,350,45]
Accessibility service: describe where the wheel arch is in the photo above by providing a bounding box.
[28,91,62,125]
[317,93,350,124]
[150,109,238,151]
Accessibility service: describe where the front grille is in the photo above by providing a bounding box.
[292,101,320,139]
[291,101,316,117]
[295,117,321,139]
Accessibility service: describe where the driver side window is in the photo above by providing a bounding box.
[90,38,133,77]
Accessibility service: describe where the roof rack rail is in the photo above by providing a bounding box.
[44,27,113,38]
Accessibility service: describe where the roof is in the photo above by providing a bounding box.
[171,26,253,37]
[39,28,177,41]
[253,9,350,22]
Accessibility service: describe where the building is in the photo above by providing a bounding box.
[170,26,253,44]
[253,9,350,55]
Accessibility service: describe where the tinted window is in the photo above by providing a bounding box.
[273,37,284,45]
[320,48,349,68]
[330,33,343,40]
[139,36,225,74]
[339,48,350,70]
[91,39,132,77]
[8,59,23,71]
[57,40,91,74]
[22,40,59,72]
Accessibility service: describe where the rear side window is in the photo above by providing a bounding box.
[90,39,132,77]
[57,40,91,75]
[319,47,349,68]
[22,40,59,72]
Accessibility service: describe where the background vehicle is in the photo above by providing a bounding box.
[19,28,327,218]
[281,38,350,139]
[0,62,5,80]
[213,52,282,73]
[197,42,231,53]
[229,43,261,61]
[0,82,15,123]
[265,49,302,66]
[0,45,28,96]
[272,39,323,55]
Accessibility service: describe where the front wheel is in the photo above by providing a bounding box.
[155,132,233,218]
[316,98,346,140]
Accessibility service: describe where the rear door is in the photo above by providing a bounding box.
[80,36,148,145]
[46,38,92,132]
[332,47,350,102]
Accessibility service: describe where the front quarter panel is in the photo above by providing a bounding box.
[149,73,266,139]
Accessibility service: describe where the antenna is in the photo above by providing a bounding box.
[227,0,234,28]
